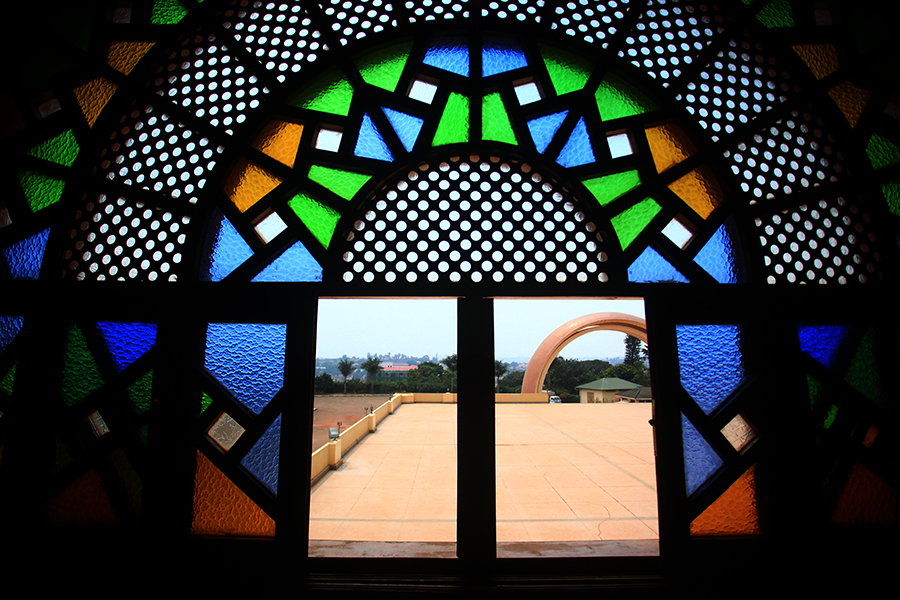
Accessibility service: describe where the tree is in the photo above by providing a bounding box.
[406,361,445,392]
[498,370,525,393]
[337,358,355,394]
[361,355,383,393]
[545,357,613,399]
[624,335,643,367]
[495,360,509,392]
[441,353,458,393]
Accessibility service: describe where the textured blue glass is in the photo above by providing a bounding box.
[383,107,424,152]
[2,228,49,280]
[97,322,157,371]
[205,323,286,414]
[423,37,469,76]
[527,111,568,153]
[201,209,253,282]
[0,316,24,354]
[252,240,323,282]
[628,247,689,283]
[677,325,744,415]
[799,325,849,369]
[682,413,723,495]
[354,113,394,161]
[482,37,528,77]
[240,413,282,494]
[694,219,740,283]
[556,117,595,167]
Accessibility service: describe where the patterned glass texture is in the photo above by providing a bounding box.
[721,414,757,453]
[383,108,424,152]
[865,133,900,171]
[288,193,340,249]
[482,36,528,77]
[200,210,252,281]
[191,451,276,536]
[308,165,372,201]
[528,111,568,153]
[541,44,591,95]
[799,325,848,370]
[557,117,595,167]
[690,465,760,535]
[582,170,640,206]
[676,325,744,415]
[27,130,79,167]
[357,42,412,92]
[74,77,117,128]
[97,322,157,371]
[482,93,517,145]
[251,240,324,282]
[355,114,394,161]
[844,328,885,409]
[423,37,469,76]
[628,247,688,283]
[224,160,283,213]
[611,198,660,250]
[208,412,245,451]
[645,122,695,173]
[204,323,286,414]
[682,413,723,496]
[433,93,470,145]
[595,74,656,121]
[253,120,304,168]
[830,463,898,526]
[694,220,741,284]
[61,323,104,407]
[0,316,24,354]
[667,166,724,220]
[3,228,49,279]
[240,414,282,494]
[17,168,65,213]
[294,73,354,116]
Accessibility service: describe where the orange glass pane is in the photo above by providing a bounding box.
[74,77,117,128]
[107,41,155,75]
[224,159,283,213]
[191,450,276,536]
[831,462,898,526]
[690,465,760,536]
[792,44,839,80]
[828,81,870,128]
[46,468,118,526]
[645,123,696,173]
[253,120,304,168]
[667,165,723,219]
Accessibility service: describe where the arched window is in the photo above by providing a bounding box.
[0,0,896,590]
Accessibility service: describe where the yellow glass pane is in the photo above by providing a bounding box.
[792,44,839,80]
[645,123,696,173]
[191,450,276,536]
[74,77,117,128]
[691,465,760,536]
[667,165,723,219]
[252,120,304,168]
[828,81,870,128]
[107,41,155,75]
[224,159,283,212]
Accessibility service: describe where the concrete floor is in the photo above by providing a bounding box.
[309,401,659,558]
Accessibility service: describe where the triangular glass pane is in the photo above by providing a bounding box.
[557,117,595,167]
[128,370,153,415]
[200,209,252,282]
[3,228,50,280]
[27,129,79,166]
[628,247,689,283]
[205,323,286,415]
[540,44,592,95]
[481,93,517,144]
[287,193,340,249]
[798,325,848,369]
[611,198,661,250]
[423,36,469,76]
[240,414,282,494]
[595,73,657,121]
[482,36,528,77]
[527,111,568,153]
[61,323,104,407]
[293,73,354,116]
[844,327,885,408]
[308,165,372,201]
[694,220,741,284]
[17,168,66,212]
[252,240,323,282]
[354,113,394,161]
[97,322,157,371]
[432,93,469,145]
[1,362,15,396]
[356,42,412,92]
[676,325,745,415]
[682,413,723,495]
[582,170,641,207]
[0,316,24,354]
[383,107,424,152]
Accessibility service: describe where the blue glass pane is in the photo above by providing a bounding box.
[2,228,50,280]
[557,117,595,167]
[799,325,849,369]
[97,322,157,371]
[383,108,424,152]
[0,316,24,354]
[676,325,744,414]
[240,414,282,494]
[205,323,286,414]
[628,247,689,283]
[201,209,252,282]
[527,111,568,153]
[252,240,323,282]
[682,413,723,495]
[694,219,741,283]
[423,37,469,76]
[354,113,394,161]
[482,36,528,77]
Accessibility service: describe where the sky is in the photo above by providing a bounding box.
[316,298,645,362]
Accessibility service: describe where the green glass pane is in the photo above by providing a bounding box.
[757,0,794,28]
[807,374,838,429]
[540,44,592,96]
[293,74,354,116]
[611,198,661,250]
[595,74,657,121]
[845,328,885,408]
[866,134,900,170]
[200,390,214,414]
[308,165,371,201]
[27,130,79,167]
[582,170,641,206]
[481,93,517,144]
[357,42,412,92]
[151,0,188,25]
[880,179,900,216]
[61,324,104,407]
[17,168,66,212]
[288,193,341,249]
[129,370,154,415]
[433,93,469,145]
[1,362,15,396]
